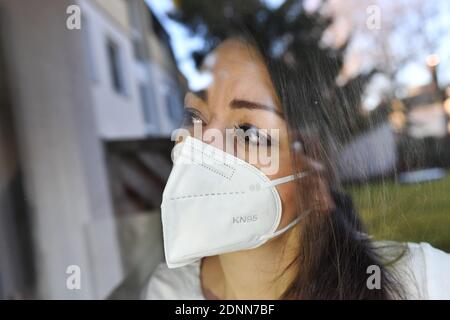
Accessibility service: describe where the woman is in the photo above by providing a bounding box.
[146,36,450,299]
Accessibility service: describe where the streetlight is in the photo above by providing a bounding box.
[426,54,440,67]
[426,54,440,92]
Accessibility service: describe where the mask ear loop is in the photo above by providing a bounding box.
[260,209,312,241]
[266,171,309,187]
[259,171,310,241]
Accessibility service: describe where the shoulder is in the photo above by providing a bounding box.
[406,242,450,299]
[144,261,204,300]
[377,241,450,299]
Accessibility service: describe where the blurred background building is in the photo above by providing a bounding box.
[0,0,183,299]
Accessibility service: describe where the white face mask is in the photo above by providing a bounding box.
[161,136,308,269]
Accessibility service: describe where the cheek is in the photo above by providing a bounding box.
[276,182,302,229]
[277,182,297,218]
[272,147,298,219]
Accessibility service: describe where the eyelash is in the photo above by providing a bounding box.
[183,108,205,127]
[182,108,272,147]
[235,124,272,147]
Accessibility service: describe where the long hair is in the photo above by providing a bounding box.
[223,33,406,299]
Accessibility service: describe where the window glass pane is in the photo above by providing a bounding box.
[107,39,125,94]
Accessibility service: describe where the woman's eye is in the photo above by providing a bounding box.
[236,124,271,147]
[182,108,204,127]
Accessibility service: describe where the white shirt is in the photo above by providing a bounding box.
[145,242,450,299]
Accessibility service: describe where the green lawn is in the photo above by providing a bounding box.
[347,173,450,253]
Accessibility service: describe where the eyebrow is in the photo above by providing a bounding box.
[189,92,283,118]
[230,99,283,118]
[192,90,208,102]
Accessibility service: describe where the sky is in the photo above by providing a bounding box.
[145,0,205,89]
[146,0,450,97]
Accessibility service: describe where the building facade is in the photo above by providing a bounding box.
[80,0,183,139]
[0,0,182,299]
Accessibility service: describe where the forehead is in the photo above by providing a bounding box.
[202,40,277,100]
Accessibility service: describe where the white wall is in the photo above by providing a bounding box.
[80,0,183,140]
[147,61,183,136]
[338,123,398,181]
[80,0,148,140]
[3,0,123,298]
[408,102,447,138]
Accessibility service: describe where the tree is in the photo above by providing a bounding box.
[326,0,449,95]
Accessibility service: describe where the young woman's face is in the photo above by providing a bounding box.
[182,39,302,229]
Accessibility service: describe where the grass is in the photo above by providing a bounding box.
[347,173,450,253]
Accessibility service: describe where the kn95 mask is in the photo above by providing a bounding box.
[161,135,308,269]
